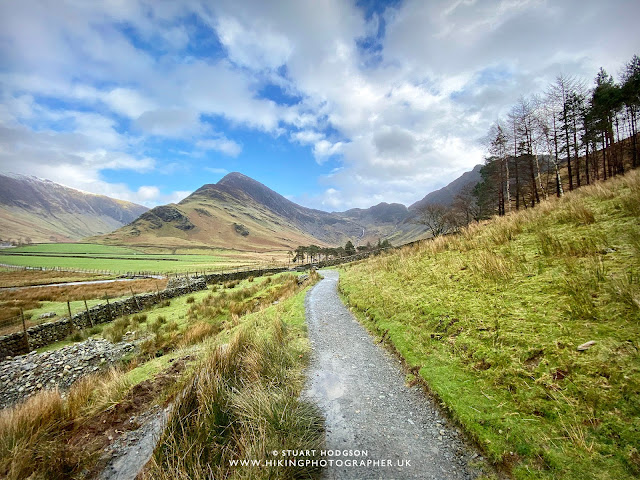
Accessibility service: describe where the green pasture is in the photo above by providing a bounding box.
[0,243,257,274]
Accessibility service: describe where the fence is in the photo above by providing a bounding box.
[0,246,396,359]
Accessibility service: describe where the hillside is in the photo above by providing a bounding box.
[339,171,640,479]
[0,174,148,243]
[100,172,429,251]
[409,164,483,211]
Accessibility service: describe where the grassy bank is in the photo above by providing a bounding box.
[339,172,640,479]
[144,278,323,479]
[0,271,322,479]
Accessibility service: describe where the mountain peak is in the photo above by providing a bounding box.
[217,172,254,185]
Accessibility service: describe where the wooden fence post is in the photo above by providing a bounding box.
[20,309,30,351]
[83,297,93,327]
[105,297,112,321]
[67,299,75,332]
[130,287,141,310]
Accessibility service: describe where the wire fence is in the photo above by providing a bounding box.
[0,247,395,338]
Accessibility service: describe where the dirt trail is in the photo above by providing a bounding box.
[304,270,484,480]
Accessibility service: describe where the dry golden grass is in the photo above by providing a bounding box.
[0,367,130,480]
[179,322,218,347]
[145,305,323,480]
[0,269,102,288]
[0,277,168,325]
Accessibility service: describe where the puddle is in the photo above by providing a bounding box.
[309,369,345,401]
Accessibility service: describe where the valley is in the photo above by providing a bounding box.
[1,4,638,478]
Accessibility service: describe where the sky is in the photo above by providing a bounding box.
[1,0,639,211]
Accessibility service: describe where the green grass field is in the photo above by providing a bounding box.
[339,172,640,480]
[0,243,261,274]
[5,244,140,254]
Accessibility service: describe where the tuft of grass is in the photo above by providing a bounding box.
[556,196,596,225]
[144,281,323,480]
[0,367,131,480]
[102,316,132,343]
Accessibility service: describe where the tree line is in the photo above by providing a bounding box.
[417,54,640,236]
[290,238,392,263]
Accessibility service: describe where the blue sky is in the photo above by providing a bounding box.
[1,0,639,210]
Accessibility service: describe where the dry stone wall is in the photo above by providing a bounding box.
[0,252,386,360]
[0,277,207,360]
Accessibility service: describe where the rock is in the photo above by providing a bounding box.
[0,338,140,409]
[577,340,596,351]
[38,312,57,319]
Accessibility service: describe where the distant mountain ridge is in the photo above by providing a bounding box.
[0,164,482,249]
[100,166,484,250]
[100,172,433,250]
[0,173,148,243]
[409,164,483,211]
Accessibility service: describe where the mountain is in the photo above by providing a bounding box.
[100,172,429,251]
[409,164,483,211]
[335,202,429,246]
[0,173,148,243]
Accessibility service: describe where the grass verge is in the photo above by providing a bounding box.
[339,172,640,480]
[0,270,321,479]
[143,273,324,480]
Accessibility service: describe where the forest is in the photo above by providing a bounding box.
[473,55,640,219]
[416,54,640,238]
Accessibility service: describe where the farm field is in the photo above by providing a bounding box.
[0,273,169,335]
[0,243,286,275]
[0,269,112,288]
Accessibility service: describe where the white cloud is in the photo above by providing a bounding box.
[291,130,324,145]
[313,140,344,162]
[136,185,160,201]
[104,88,154,118]
[196,137,242,157]
[1,0,639,212]
[136,109,201,137]
[216,15,292,69]
[165,190,192,205]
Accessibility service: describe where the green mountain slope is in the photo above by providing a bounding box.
[99,172,429,251]
[339,171,640,479]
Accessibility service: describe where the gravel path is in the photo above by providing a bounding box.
[304,270,485,480]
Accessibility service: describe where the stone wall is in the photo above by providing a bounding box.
[0,252,387,360]
[0,277,207,360]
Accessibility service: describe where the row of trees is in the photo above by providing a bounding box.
[474,54,640,217]
[290,238,392,263]
[0,237,33,246]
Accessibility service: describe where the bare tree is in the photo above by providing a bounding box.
[452,184,481,225]
[417,203,457,237]
[535,99,564,197]
[547,74,585,190]
[485,121,510,214]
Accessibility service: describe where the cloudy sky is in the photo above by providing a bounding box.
[1,0,638,210]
